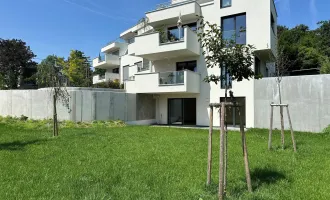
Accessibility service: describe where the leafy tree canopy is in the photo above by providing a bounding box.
[64,50,92,87]
[0,39,37,89]
[278,20,330,73]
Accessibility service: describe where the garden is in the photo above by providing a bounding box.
[0,117,329,199]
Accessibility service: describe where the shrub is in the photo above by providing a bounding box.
[93,79,123,89]
[0,115,125,129]
[323,125,330,134]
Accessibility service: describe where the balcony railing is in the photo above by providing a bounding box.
[155,0,196,10]
[104,38,126,48]
[98,55,105,63]
[159,71,184,85]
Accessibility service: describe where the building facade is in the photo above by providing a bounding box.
[92,0,277,127]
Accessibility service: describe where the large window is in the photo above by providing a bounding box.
[167,22,197,42]
[221,65,232,89]
[176,60,197,72]
[222,14,246,44]
[221,0,231,8]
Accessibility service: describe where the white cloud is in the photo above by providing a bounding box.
[310,0,318,28]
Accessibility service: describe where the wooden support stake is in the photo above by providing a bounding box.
[280,106,285,149]
[268,103,274,150]
[53,94,57,137]
[219,103,225,200]
[239,107,252,193]
[207,106,213,185]
[286,106,297,152]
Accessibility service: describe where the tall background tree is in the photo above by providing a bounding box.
[0,39,37,89]
[64,50,92,87]
[277,20,330,74]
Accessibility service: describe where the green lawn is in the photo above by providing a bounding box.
[0,124,329,200]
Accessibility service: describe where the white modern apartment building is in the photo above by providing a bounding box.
[92,0,277,127]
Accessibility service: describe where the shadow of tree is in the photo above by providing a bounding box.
[0,139,46,151]
[251,167,286,189]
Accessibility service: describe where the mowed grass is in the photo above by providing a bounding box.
[0,125,329,200]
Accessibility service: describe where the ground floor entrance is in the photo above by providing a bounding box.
[168,98,196,125]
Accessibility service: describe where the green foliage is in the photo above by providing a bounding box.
[36,55,67,88]
[321,57,330,74]
[0,38,37,89]
[323,124,330,134]
[197,18,257,88]
[92,67,106,76]
[0,115,125,129]
[64,50,92,87]
[0,126,329,199]
[93,79,124,89]
[278,21,330,72]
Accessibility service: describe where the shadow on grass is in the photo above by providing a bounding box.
[251,168,286,189]
[0,139,46,151]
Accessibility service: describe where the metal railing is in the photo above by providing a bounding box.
[104,38,126,48]
[98,54,105,63]
[155,0,196,10]
[159,71,185,85]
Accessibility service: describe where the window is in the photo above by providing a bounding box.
[255,57,261,76]
[221,65,232,89]
[127,37,135,44]
[221,0,231,8]
[167,22,197,42]
[271,13,276,34]
[112,68,119,74]
[222,14,246,44]
[111,50,119,56]
[137,59,150,72]
[176,61,197,72]
[123,65,129,81]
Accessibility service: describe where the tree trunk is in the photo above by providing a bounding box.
[207,106,213,185]
[280,106,285,149]
[53,94,57,137]
[239,107,252,193]
[219,103,225,200]
[286,106,297,152]
[268,103,274,150]
[224,80,228,193]
[278,82,285,149]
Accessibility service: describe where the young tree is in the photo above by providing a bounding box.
[64,50,92,87]
[0,39,37,89]
[36,55,70,136]
[198,18,258,199]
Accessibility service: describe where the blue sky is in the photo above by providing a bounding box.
[0,0,329,62]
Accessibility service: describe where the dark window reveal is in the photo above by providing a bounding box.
[176,61,197,72]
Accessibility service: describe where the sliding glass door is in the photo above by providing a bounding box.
[168,98,196,125]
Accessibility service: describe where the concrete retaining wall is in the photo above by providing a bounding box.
[254,75,330,132]
[0,88,138,122]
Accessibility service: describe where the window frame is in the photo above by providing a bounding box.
[271,12,276,35]
[221,13,246,45]
[220,0,232,8]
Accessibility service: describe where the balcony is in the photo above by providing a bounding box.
[146,0,201,27]
[126,70,200,94]
[101,38,127,53]
[93,54,120,69]
[135,27,200,61]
